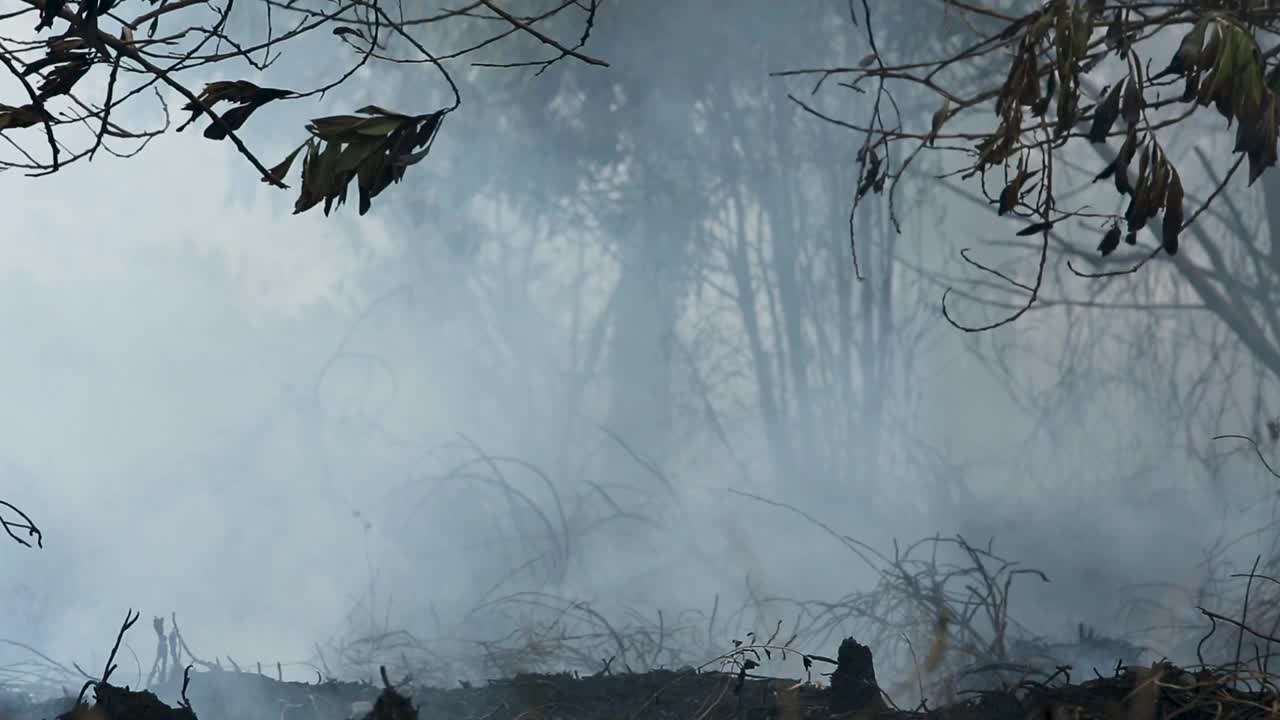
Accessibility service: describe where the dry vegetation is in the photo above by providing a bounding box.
[786,0,1280,331]
[9,1,1280,717]
[6,510,1280,720]
[3,589,1280,720]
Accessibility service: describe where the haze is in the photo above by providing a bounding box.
[1,0,1275,697]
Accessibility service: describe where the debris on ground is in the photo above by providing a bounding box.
[6,623,1280,720]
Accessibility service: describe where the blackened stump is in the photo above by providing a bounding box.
[829,637,884,715]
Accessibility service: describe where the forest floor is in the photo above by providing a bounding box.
[0,640,1270,720]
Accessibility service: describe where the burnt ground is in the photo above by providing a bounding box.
[4,669,826,720]
[2,638,1277,720]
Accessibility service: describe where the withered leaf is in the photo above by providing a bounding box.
[998,180,1020,216]
[1267,62,1280,93]
[1235,46,1266,119]
[1162,167,1184,255]
[355,105,408,117]
[1203,27,1238,110]
[1114,129,1138,195]
[1018,54,1041,107]
[1055,88,1078,137]
[297,139,342,215]
[1125,143,1152,229]
[204,103,261,140]
[1105,10,1124,53]
[0,104,53,131]
[45,34,89,52]
[35,55,92,100]
[1089,81,1123,142]
[1159,19,1208,78]
[1182,69,1201,103]
[997,164,1039,216]
[1121,76,1142,127]
[181,81,294,134]
[1016,220,1055,236]
[927,99,950,146]
[290,110,443,217]
[1098,224,1122,256]
[23,49,86,75]
[1196,25,1224,105]
[35,0,66,31]
[306,113,409,144]
[1247,95,1278,185]
[262,142,308,186]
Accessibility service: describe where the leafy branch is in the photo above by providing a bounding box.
[0,0,607,216]
[783,0,1280,331]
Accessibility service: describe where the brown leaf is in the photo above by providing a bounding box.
[351,115,406,137]
[997,163,1039,216]
[1097,224,1121,256]
[998,181,1020,216]
[289,111,446,217]
[184,80,261,114]
[1160,19,1208,77]
[23,49,88,75]
[335,135,386,175]
[927,99,950,146]
[204,103,260,140]
[995,53,1023,117]
[1195,25,1224,106]
[45,34,89,53]
[0,104,52,131]
[1113,129,1138,195]
[1016,220,1055,236]
[1018,54,1040,107]
[1105,10,1124,52]
[34,0,65,31]
[36,56,92,100]
[1088,81,1123,143]
[1121,76,1142,127]
[1181,69,1201,103]
[355,105,409,117]
[306,114,407,144]
[1125,143,1153,229]
[1247,102,1277,185]
[1054,81,1078,137]
[1162,167,1183,255]
[292,141,325,214]
[262,142,308,186]
[181,81,293,134]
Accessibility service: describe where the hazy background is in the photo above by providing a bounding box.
[1,0,1279,696]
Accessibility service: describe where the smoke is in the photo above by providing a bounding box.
[0,0,1271,704]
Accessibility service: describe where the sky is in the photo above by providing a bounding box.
[0,0,1278,701]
